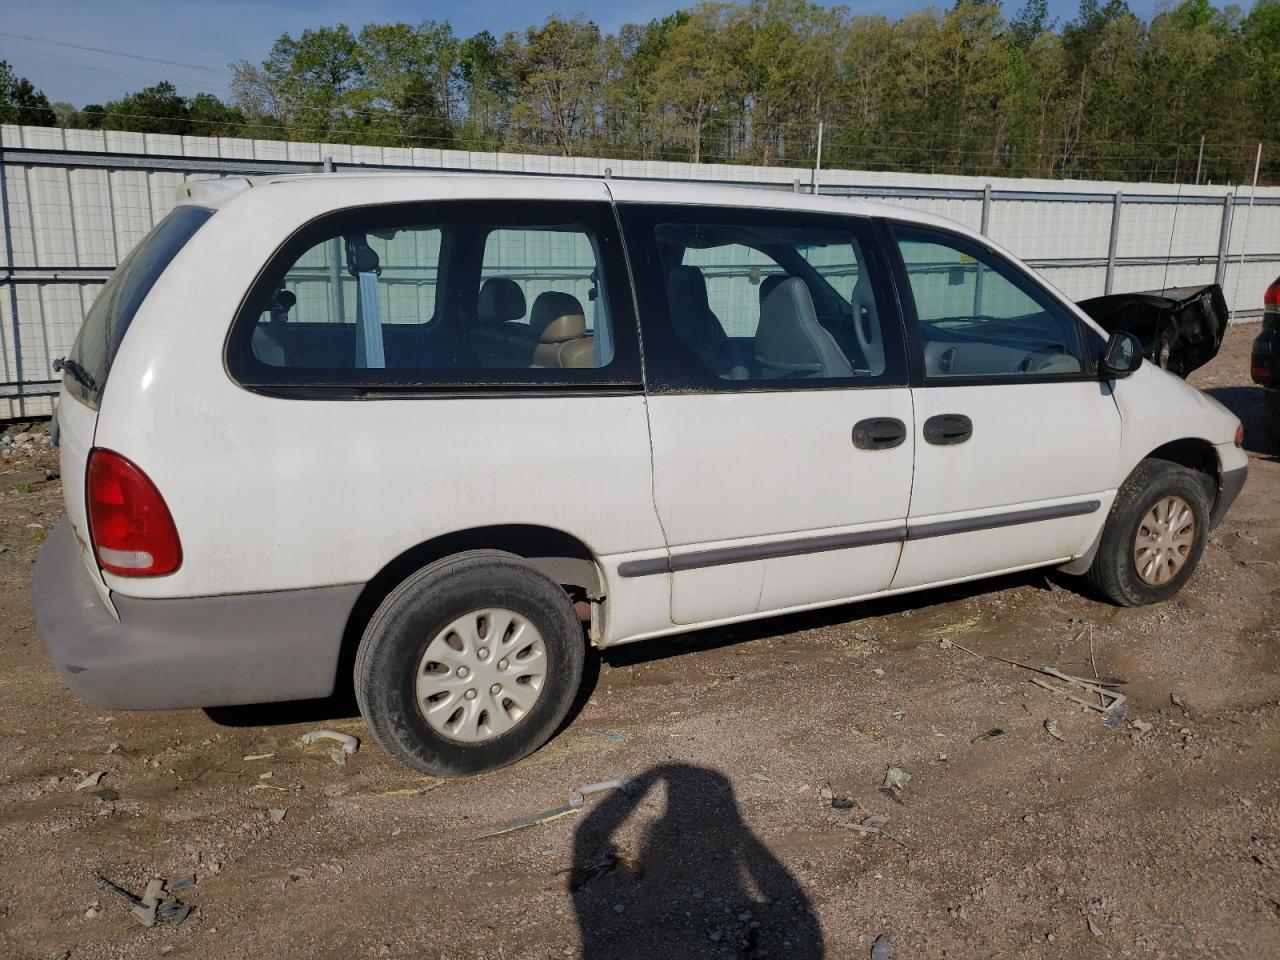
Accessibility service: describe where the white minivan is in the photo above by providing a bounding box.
[35,174,1247,775]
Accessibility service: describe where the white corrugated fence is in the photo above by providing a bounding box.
[2,123,1277,418]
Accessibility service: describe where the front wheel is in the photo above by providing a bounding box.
[1085,459,1212,607]
[355,550,586,776]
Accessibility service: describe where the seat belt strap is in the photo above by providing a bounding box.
[346,236,385,369]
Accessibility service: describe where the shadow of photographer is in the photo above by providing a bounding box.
[569,763,824,959]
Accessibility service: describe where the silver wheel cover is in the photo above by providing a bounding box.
[415,608,547,742]
[1133,495,1195,586]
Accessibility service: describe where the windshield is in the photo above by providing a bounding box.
[64,205,212,407]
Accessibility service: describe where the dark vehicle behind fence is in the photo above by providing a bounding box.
[1078,283,1228,378]
[1251,278,1280,437]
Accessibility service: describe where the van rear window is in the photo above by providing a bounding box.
[64,205,212,407]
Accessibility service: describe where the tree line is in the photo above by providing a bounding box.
[2,0,1276,184]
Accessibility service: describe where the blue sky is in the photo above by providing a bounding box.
[1,0,1167,107]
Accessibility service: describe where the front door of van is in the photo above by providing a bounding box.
[616,203,914,625]
[884,222,1122,589]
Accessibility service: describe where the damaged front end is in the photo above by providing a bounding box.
[1077,283,1227,378]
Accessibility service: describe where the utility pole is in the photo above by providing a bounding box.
[1229,142,1263,323]
[811,121,824,196]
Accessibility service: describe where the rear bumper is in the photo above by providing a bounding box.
[34,519,361,709]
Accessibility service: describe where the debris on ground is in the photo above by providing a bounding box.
[1172,692,1191,719]
[270,807,287,822]
[95,874,191,928]
[819,780,856,810]
[971,728,1005,744]
[74,771,105,791]
[473,779,635,840]
[1087,917,1104,937]
[1044,719,1068,742]
[242,753,275,761]
[299,729,360,756]
[883,766,911,790]
[583,727,626,742]
[871,933,893,959]
[1028,668,1127,718]
[1131,719,1154,734]
[170,875,196,891]
[936,635,1128,721]
[840,813,912,850]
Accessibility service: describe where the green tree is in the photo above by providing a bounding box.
[101,81,189,134]
[503,16,605,156]
[651,6,735,162]
[188,93,245,137]
[0,61,55,126]
[356,21,459,146]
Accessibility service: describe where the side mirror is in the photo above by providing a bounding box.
[1101,330,1143,377]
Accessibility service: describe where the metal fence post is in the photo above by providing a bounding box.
[980,184,992,235]
[1215,193,1234,289]
[1105,191,1123,295]
[0,130,24,417]
[323,157,346,325]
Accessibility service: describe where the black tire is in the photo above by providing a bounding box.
[1085,459,1212,607]
[354,550,586,776]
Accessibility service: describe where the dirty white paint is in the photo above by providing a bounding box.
[52,172,1247,655]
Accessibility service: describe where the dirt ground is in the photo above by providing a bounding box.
[1,323,1277,960]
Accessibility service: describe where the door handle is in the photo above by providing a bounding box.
[923,413,973,446]
[852,417,907,450]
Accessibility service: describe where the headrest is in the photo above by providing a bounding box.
[558,337,595,369]
[666,265,711,317]
[530,291,586,342]
[758,274,786,306]
[478,277,526,324]
[539,312,587,343]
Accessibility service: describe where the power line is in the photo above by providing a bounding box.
[6,54,234,94]
[0,30,224,74]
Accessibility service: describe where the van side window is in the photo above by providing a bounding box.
[479,228,614,367]
[892,225,1087,379]
[230,201,636,391]
[617,206,906,390]
[251,226,444,369]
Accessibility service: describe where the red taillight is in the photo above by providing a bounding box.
[1266,281,1280,307]
[86,449,181,577]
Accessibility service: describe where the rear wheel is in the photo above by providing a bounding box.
[355,550,586,776]
[1086,459,1212,606]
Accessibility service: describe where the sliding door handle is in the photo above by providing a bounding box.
[852,417,907,450]
[923,413,972,445]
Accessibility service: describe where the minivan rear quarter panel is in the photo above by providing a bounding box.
[92,177,668,606]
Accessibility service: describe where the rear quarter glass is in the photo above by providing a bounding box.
[64,206,213,408]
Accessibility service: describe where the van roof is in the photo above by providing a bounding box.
[174,171,960,233]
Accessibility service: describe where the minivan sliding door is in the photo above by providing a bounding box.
[617,204,914,626]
